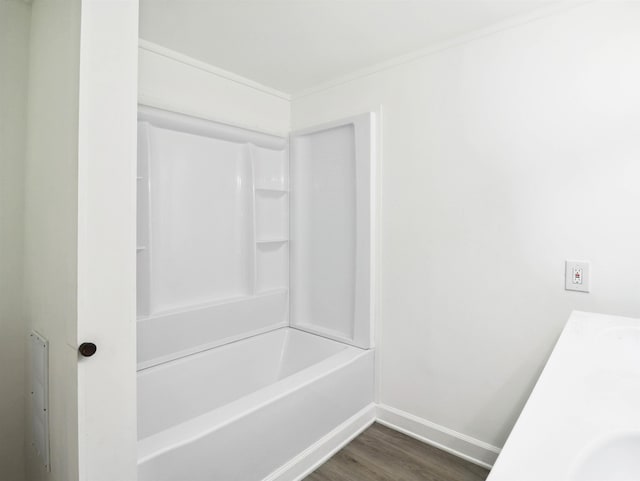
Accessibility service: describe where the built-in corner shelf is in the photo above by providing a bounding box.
[256,239,288,244]
[255,186,288,194]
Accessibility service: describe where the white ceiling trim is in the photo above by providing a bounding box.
[139,39,292,101]
[291,0,590,100]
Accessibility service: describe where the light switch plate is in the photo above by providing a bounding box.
[565,260,590,292]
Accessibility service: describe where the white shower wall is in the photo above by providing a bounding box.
[136,107,290,368]
[292,0,640,463]
[290,116,376,349]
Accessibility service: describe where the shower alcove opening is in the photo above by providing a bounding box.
[136,106,376,481]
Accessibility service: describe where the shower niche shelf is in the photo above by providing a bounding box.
[255,189,288,242]
[256,239,288,244]
[253,143,288,192]
[255,187,288,193]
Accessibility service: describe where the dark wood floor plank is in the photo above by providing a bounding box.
[344,433,439,481]
[305,423,490,481]
[309,449,395,481]
[363,424,489,480]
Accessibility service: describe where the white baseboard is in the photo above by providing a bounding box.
[376,404,500,469]
[265,403,377,481]
[266,403,499,480]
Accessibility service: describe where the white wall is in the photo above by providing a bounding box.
[76,1,139,480]
[0,1,30,479]
[23,0,81,479]
[24,1,139,479]
[138,41,290,136]
[292,1,640,463]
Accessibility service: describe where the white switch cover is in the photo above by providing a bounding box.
[565,260,590,292]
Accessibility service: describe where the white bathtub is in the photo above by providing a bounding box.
[137,327,375,481]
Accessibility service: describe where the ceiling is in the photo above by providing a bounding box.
[139,0,554,95]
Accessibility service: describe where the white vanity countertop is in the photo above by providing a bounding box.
[488,310,640,481]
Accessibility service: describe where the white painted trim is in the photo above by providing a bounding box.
[139,2,590,102]
[376,404,500,469]
[372,105,383,405]
[138,39,291,101]
[292,0,591,99]
[264,404,376,481]
[264,403,499,479]
[140,2,589,102]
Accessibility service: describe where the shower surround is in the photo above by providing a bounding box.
[136,106,376,480]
